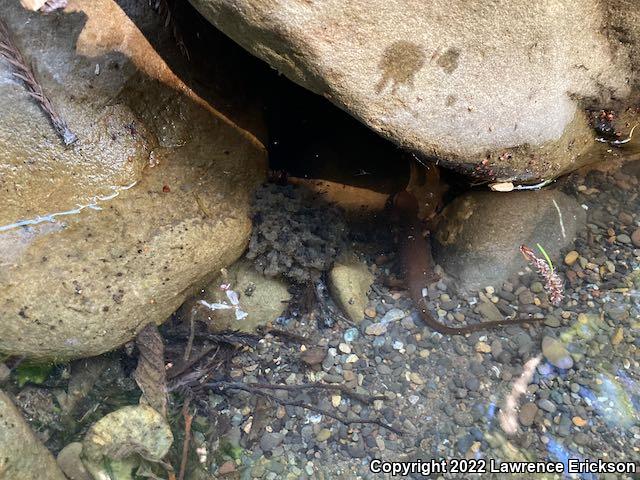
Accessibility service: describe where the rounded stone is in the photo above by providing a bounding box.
[191,0,634,182]
[0,2,266,360]
[564,250,579,266]
[57,443,91,480]
[432,191,585,292]
[541,336,574,370]
[518,402,538,427]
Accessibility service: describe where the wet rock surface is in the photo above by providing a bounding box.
[432,190,586,293]
[184,259,291,334]
[56,442,91,480]
[81,404,173,479]
[328,255,374,324]
[0,0,266,360]
[0,391,68,480]
[189,0,640,181]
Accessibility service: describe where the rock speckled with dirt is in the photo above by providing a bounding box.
[0,391,68,480]
[0,0,266,360]
[189,0,640,181]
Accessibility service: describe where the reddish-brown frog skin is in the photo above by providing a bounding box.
[393,190,544,335]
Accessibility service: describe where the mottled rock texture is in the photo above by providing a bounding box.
[432,190,586,292]
[190,0,640,181]
[0,391,68,480]
[0,0,266,360]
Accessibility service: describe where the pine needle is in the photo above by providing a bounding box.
[0,17,77,145]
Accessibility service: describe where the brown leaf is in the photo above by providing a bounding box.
[134,323,168,417]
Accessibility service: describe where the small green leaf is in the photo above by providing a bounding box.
[536,243,554,272]
[14,363,54,387]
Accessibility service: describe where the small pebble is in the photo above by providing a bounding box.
[0,364,9,383]
[617,233,631,244]
[572,416,587,427]
[564,251,579,266]
[316,429,331,442]
[381,308,405,324]
[364,307,377,318]
[365,323,387,336]
[343,328,359,342]
[544,316,560,327]
[519,402,538,426]
[542,336,574,369]
[611,328,624,346]
[538,399,557,413]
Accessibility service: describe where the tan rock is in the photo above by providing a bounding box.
[0,0,266,360]
[190,259,291,334]
[0,391,67,480]
[542,336,574,370]
[572,416,587,427]
[329,255,374,323]
[190,0,639,181]
[57,443,91,480]
[564,251,580,266]
[611,327,624,346]
[475,342,492,353]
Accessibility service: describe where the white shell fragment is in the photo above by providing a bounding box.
[489,182,515,192]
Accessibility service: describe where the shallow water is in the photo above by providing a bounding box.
[180,154,638,479]
[1,2,638,478]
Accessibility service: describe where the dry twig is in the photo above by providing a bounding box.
[167,329,260,348]
[0,17,77,145]
[256,326,310,344]
[207,381,403,435]
[177,396,193,480]
[243,382,387,405]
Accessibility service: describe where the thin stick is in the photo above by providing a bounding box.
[167,344,218,380]
[0,17,77,145]
[178,397,193,480]
[183,315,195,362]
[256,326,310,344]
[207,381,403,435]
[167,329,259,348]
[244,382,387,405]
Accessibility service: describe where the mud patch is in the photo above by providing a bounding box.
[436,47,460,74]
[375,40,426,94]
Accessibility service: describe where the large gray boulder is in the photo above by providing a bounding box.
[432,190,586,292]
[0,0,266,360]
[189,0,640,181]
